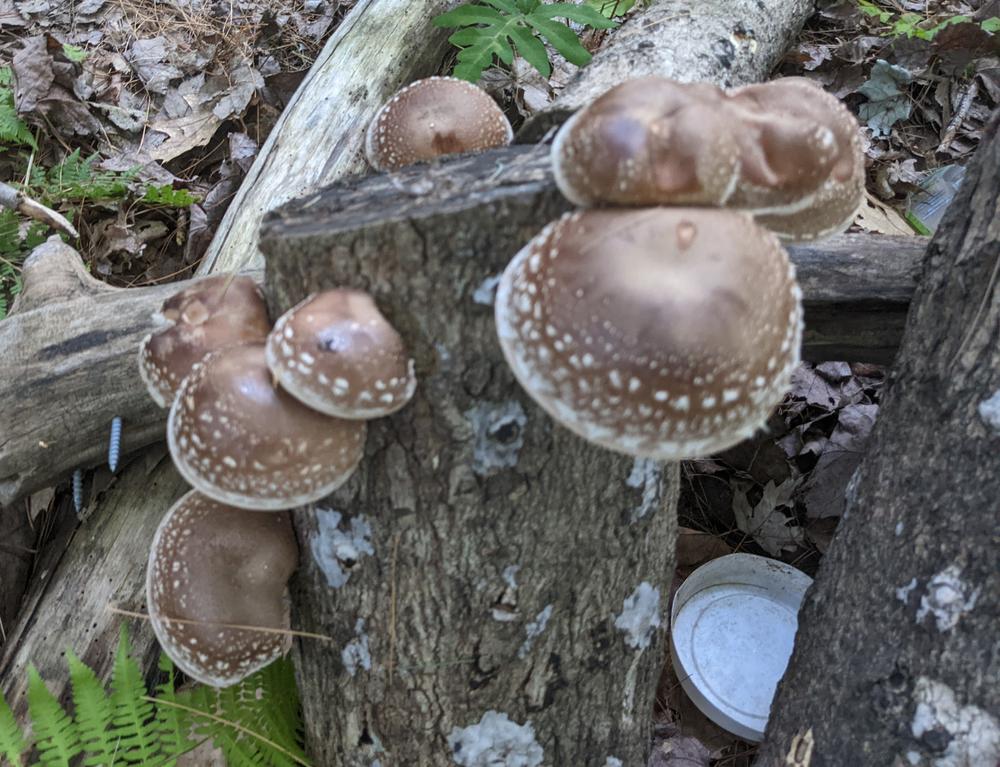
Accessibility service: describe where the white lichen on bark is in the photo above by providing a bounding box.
[465,400,528,476]
[978,390,1000,432]
[341,618,372,677]
[310,508,375,588]
[625,457,662,522]
[473,274,502,305]
[910,676,1000,766]
[916,565,980,632]
[614,582,662,650]
[448,711,544,767]
[518,605,554,658]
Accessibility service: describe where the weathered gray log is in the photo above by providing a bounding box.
[0,150,925,507]
[520,0,815,140]
[758,116,1000,765]
[196,0,454,276]
[0,239,187,508]
[0,500,34,643]
[0,447,186,722]
[263,159,681,766]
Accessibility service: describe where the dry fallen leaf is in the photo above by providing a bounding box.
[676,527,732,571]
[854,192,917,236]
[732,479,803,556]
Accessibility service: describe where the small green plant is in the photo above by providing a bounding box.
[584,0,636,18]
[857,1,999,40]
[0,68,36,150]
[434,0,617,82]
[28,150,136,205]
[142,184,200,208]
[0,626,309,767]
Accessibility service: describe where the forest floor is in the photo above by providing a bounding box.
[1,0,997,764]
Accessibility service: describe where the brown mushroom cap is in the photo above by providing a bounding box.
[138,275,271,408]
[147,490,298,687]
[265,290,417,419]
[550,76,865,242]
[365,76,513,171]
[168,344,366,510]
[551,77,740,208]
[727,77,865,241]
[494,208,802,460]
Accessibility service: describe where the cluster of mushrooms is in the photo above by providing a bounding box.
[495,76,865,461]
[138,281,416,686]
[134,72,864,688]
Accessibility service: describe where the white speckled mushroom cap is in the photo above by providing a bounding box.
[551,78,742,208]
[266,289,417,419]
[147,490,298,687]
[727,77,866,242]
[494,208,802,461]
[138,275,271,408]
[167,344,366,510]
[365,76,513,171]
[551,76,865,242]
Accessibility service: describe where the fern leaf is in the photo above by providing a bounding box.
[108,627,158,763]
[152,654,196,767]
[27,666,82,767]
[67,652,117,766]
[0,691,26,766]
[525,15,592,66]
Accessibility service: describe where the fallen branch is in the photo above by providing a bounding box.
[0,182,78,239]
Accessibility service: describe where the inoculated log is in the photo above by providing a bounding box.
[758,117,1000,765]
[263,158,680,766]
[520,0,814,139]
[0,148,925,507]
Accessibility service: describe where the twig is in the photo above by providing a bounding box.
[938,80,979,155]
[0,181,79,238]
[107,605,335,642]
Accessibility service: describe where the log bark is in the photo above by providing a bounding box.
[195,0,454,276]
[263,163,681,766]
[757,116,1000,765]
[520,0,815,140]
[0,148,924,507]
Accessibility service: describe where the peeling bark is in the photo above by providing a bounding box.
[758,116,1000,767]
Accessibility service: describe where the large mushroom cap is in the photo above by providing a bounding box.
[138,275,271,408]
[147,490,298,687]
[495,208,802,461]
[551,77,740,208]
[365,76,513,171]
[168,344,366,510]
[266,289,417,419]
[728,77,865,241]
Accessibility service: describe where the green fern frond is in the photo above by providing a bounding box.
[0,690,26,766]
[67,652,118,766]
[27,666,82,767]
[0,66,36,149]
[108,626,159,763]
[152,654,196,767]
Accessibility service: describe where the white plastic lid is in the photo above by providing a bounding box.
[670,553,813,742]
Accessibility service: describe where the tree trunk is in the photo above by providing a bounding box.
[757,116,1000,766]
[520,0,814,140]
[264,170,680,766]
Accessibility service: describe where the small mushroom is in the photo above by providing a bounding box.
[147,490,298,687]
[365,76,513,171]
[494,208,802,461]
[551,77,741,208]
[265,289,416,418]
[138,275,271,408]
[168,344,366,510]
[727,77,865,241]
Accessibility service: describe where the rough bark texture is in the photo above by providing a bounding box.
[0,149,923,508]
[0,238,214,507]
[758,116,1000,766]
[0,447,184,722]
[196,0,453,275]
[263,173,681,766]
[520,0,815,140]
[0,500,34,643]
